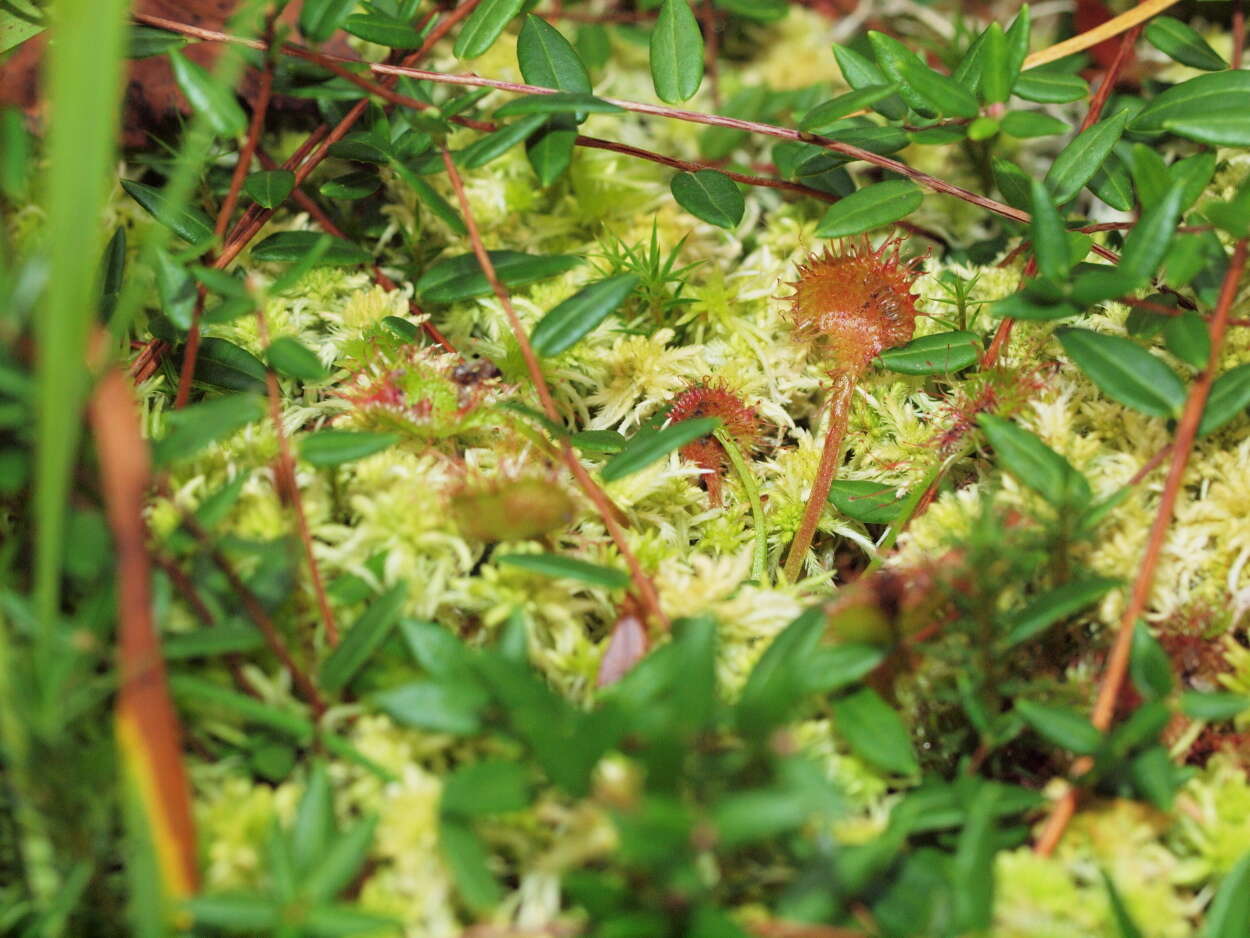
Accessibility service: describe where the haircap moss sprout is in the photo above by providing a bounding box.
[782,237,923,583]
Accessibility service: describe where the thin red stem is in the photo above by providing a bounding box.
[172,290,206,409]
[254,147,457,353]
[1233,0,1245,69]
[253,305,339,646]
[131,13,1035,229]
[1078,24,1142,133]
[1035,239,1248,857]
[701,1,721,109]
[439,147,669,630]
[174,500,327,716]
[215,39,275,239]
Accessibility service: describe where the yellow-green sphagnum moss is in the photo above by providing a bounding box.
[55,7,1250,937]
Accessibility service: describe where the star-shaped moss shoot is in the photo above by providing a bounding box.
[782,237,922,583]
[668,378,768,581]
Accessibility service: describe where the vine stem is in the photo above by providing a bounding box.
[139,10,1151,267]
[438,148,669,630]
[254,146,458,353]
[716,429,768,583]
[175,8,279,410]
[783,375,855,584]
[1078,23,1144,133]
[214,22,275,240]
[171,497,327,716]
[212,0,480,270]
[1034,238,1248,857]
[131,13,1035,230]
[253,302,339,645]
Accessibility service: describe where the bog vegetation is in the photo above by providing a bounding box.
[2,0,1250,935]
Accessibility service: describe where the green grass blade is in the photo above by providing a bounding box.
[35,0,131,627]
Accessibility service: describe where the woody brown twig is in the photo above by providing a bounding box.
[1034,238,1248,856]
[439,146,669,630]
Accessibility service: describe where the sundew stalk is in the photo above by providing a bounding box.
[715,427,768,583]
[782,238,922,583]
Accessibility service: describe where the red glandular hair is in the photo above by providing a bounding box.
[667,379,761,507]
[787,237,923,376]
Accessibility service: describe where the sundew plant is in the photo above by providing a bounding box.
[4,0,1250,934]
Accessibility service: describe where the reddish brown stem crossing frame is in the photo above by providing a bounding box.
[1034,239,1250,856]
[133,13,1043,232]
[438,148,669,630]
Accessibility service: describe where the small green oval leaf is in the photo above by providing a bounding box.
[1000,577,1119,649]
[319,170,380,200]
[244,169,295,209]
[128,26,188,58]
[319,585,407,693]
[670,170,745,229]
[531,274,640,356]
[799,85,900,133]
[978,414,1092,507]
[343,13,423,48]
[496,553,630,589]
[832,687,919,775]
[650,0,703,104]
[879,330,981,375]
[1012,66,1089,104]
[458,113,548,169]
[1131,71,1250,140]
[1199,363,1250,437]
[152,394,267,466]
[1180,691,1250,722]
[1044,111,1128,204]
[251,231,371,266]
[416,251,583,304]
[1030,178,1070,282]
[301,429,401,466]
[169,50,247,137]
[828,479,907,524]
[266,336,329,382]
[601,417,720,482]
[300,0,356,43]
[1144,17,1227,71]
[454,0,525,59]
[526,126,577,185]
[193,338,267,393]
[121,179,215,247]
[898,58,980,118]
[1015,699,1103,755]
[1000,110,1070,138]
[518,15,590,93]
[1057,328,1187,419]
[816,179,923,238]
[1163,311,1211,370]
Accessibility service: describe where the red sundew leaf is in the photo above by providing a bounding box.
[596,605,649,688]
